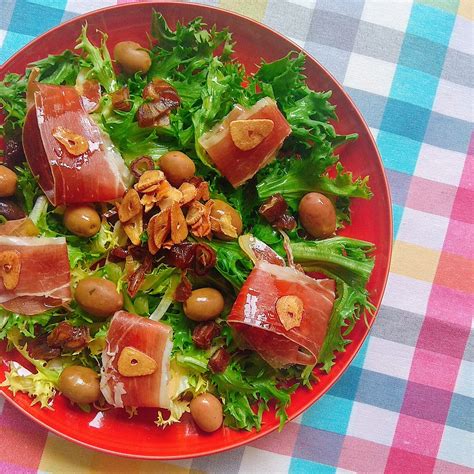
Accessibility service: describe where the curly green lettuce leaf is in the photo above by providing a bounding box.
[15,166,42,214]
[206,240,253,290]
[149,13,233,77]
[211,354,295,431]
[284,91,357,148]
[257,148,372,206]
[0,73,27,129]
[281,363,318,390]
[316,162,372,200]
[1,362,57,409]
[75,24,117,93]
[151,12,233,57]
[252,52,308,105]
[318,281,375,372]
[30,50,81,86]
[291,236,375,288]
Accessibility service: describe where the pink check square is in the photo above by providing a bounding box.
[427,284,473,328]
[406,176,457,218]
[338,436,390,472]
[385,447,436,473]
[409,348,462,392]
[443,218,474,259]
[392,414,445,457]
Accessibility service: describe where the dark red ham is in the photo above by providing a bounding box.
[228,261,335,368]
[22,83,130,206]
[0,236,71,315]
[199,98,292,187]
[100,311,173,408]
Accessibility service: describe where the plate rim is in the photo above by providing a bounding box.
[0,0,393,460]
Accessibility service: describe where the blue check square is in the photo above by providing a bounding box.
[381,98,432,143]
[302,394,354,435]
[407,3,457,46]
[8,0,67,37]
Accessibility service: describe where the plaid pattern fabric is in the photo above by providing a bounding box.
[1,0,473,472]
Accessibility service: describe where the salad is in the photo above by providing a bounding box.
[0,12,375,433]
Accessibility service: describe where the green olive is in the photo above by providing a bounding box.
[190,393,223,432]
[63,205,101,238]
[114,41,151,75]
[158,151,196,187]
[0,165,17,197]
[58,366,100,405]
[210,200,243,241]
[75,277,123,319]
[183,288,224,322]
[298,192,336,239]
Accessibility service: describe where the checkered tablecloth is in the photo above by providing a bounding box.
[1,0,473,472]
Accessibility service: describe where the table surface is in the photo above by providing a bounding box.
[1,0,473,472]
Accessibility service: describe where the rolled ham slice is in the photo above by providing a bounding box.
[22,83,131,206]
[199,98,291,188]
[228,261,335,368]
[0,236,71,315]
[100,311,173,409]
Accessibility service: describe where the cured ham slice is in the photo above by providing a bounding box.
[228,261,335,368]
[0,236,71,315]
[100,311,173,408]
[22,83,131,206]
[199,98,292,188]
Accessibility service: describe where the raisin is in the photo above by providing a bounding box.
[274,213,297,231]
[192,321,220,350]
[259,194,288,223]
[47,321,90,352]
[27,334,60,361]
[174,273,192,302]
[208,347,230,374]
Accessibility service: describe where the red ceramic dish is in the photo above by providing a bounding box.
[0,2,392,459]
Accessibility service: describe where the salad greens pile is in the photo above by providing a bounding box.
[0,11,375,431]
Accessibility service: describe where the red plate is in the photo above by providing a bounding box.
[0,2,392,459]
